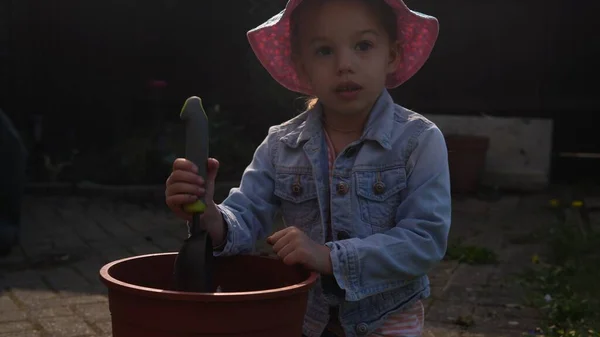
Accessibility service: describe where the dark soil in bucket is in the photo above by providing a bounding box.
[99,252,318,337]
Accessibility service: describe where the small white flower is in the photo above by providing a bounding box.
[544,294,552,302]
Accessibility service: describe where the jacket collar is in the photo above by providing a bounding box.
[280,89,395,150]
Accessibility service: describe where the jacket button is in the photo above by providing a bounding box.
[373,181,385,194]
[291,183,302,196]
[355,322,369,335]
[336,182,349,195]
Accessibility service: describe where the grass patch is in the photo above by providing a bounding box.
[445,239,498,265]
[518,212,600,337]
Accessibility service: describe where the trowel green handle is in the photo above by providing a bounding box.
[180,96,209,214]
[172,95,214,293]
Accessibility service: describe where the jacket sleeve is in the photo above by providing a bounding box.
[325,124,452,301]
[213,128,281,256]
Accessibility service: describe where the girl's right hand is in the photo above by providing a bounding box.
[165,158,221,228]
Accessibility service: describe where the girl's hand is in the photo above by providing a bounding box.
[267,227,333,275]
[165,158,224,237]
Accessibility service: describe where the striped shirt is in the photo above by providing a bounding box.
[323,129,425,336]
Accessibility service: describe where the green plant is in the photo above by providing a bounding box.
[518,208,600,337]
[445,240,499,265]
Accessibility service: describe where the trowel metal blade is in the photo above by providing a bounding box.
[172,227,214,292]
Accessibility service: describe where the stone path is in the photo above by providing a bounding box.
[423,194,553,337]
[0,190,557,336]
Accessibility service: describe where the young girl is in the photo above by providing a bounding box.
[165,0,451,336]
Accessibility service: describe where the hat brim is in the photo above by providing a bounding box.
[247,0,439,95]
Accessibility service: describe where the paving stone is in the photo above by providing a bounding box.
[93,321,112,335]
[487,196,521,217]
[0,321,35,334]
[56,207,111,243]
[460,232,506,252]
[87,204,137,239]
[447,216,487,241]
[71,257,107,285]
[0,295,19,312]
[129,242,163,255]
[428,260,459,287]
[500,244,544,266]
[425,300,475,326]
[0,311,27,323]
[0,331,43,337]
[29,203,63,228]
[10,288,58,307]
[28,306,74,318]
[121,210,165,233]
[73,302,111,322]
[461,331,518,337]
[113,202,143,215]
[452,198,490,215]
[472,305,541,331]
[46,231,89,253]
[448,265,497,287]
[41,267,92,294]
[39,293,107,307]
[429,285,445,299]
[437,285,480,303]
[36,316,95,337]
[17,237,55,260]
[24,211,63,238]
[151,235,183,252]
[422,322,463,337]
[438,285,528,308]
[92,244,133,263]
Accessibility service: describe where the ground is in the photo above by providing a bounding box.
[0,189,559,337]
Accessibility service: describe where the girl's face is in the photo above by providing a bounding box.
[293,0,400,116]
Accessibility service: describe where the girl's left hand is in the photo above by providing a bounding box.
[267,227,333,275]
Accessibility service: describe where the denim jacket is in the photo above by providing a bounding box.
[214,90,452,337]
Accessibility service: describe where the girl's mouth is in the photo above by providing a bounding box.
[335,82,363,100]
[335,82,363,93]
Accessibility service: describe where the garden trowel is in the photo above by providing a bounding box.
[172,96,214,293]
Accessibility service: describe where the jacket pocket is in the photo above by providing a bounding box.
[274,172,321,230]
[354,167,406,230]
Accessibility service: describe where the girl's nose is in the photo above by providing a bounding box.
[336,50,354,74]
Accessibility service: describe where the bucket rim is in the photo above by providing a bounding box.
[99,252,319,302]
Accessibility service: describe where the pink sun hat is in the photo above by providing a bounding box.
[247,0,440,96]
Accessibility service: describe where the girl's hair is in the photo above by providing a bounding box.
[305,97,319,110]
[289,0,399,111]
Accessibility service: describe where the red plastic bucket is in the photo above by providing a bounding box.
[99,253,318,337]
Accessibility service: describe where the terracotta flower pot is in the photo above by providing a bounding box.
[99,252,318,337]
[445,135,490,194]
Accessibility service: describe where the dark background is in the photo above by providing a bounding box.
[1,0,598,184]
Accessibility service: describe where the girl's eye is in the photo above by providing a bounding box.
[316,46,332,56]
[355,41,373,51]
